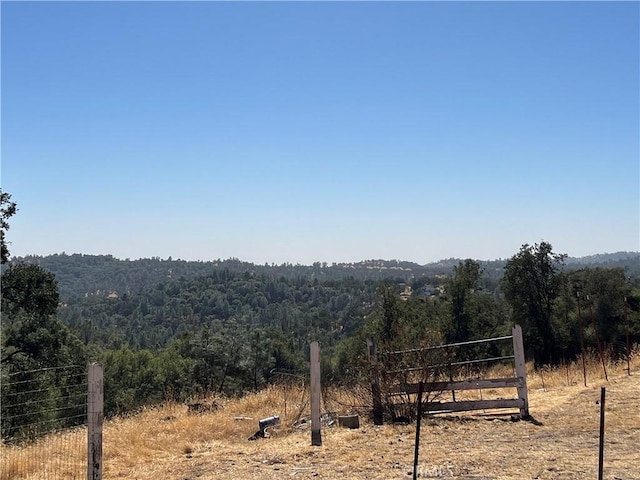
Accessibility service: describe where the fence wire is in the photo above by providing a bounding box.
[1,365,88,480]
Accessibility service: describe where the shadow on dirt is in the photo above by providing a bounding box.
[423,413,544,426]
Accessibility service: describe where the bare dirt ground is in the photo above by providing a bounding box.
[105,361,639,480]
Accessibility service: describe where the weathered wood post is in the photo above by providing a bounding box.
[310,341,322,446]
[512,325,529,418]
[88,363,103,480]
[366,338,383,425]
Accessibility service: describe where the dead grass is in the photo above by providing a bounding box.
[0,427,86,480]
[2,352,639,479]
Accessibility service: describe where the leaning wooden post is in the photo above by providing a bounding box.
[310,341,322,446]
[367,338,383,425]
[88,363,104,480]
[512,325,529,418]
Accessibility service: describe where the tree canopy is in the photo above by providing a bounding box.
[501,242,567,364]
[0,189,17,264]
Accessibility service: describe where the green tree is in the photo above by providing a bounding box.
[99,345,194,416]
[2,263,60,317]
[0,189,17,264]
[447,259,482,343]
[501,242,567,365]
[566,267,633,355]
[248,328,275,391]
[376,284,403,345]
[1,263,84,366]
[1,262,87,441]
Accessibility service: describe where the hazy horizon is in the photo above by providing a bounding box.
[10,248,639,268]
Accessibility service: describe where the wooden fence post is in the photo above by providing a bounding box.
[367,338,383,425]
[512,325,529,418]
[88,363,103,480]
[310,342,322,446]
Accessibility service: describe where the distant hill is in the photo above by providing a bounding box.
[7,251,639,301]
[565,251,640,267]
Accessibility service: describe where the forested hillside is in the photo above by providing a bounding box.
[12,251,640,301]
[2,248,639,420]
[12,254,452,300]
[57,271,379,352]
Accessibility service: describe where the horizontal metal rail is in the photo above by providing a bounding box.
[385,355,515,374]
[380,335,512,356]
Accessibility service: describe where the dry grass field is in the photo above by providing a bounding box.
[2,352,639,479]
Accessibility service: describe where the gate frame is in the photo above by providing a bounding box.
[368,325,529,422]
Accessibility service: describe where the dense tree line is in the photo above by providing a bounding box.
[14,254,441,300]
[13,250,639,302]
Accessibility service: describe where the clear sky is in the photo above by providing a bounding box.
[1,1,638,265]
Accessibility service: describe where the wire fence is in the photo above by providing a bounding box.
[366,326,530,423]
[1,365,88,480]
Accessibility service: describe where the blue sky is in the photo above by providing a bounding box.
[2,1,638,264]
